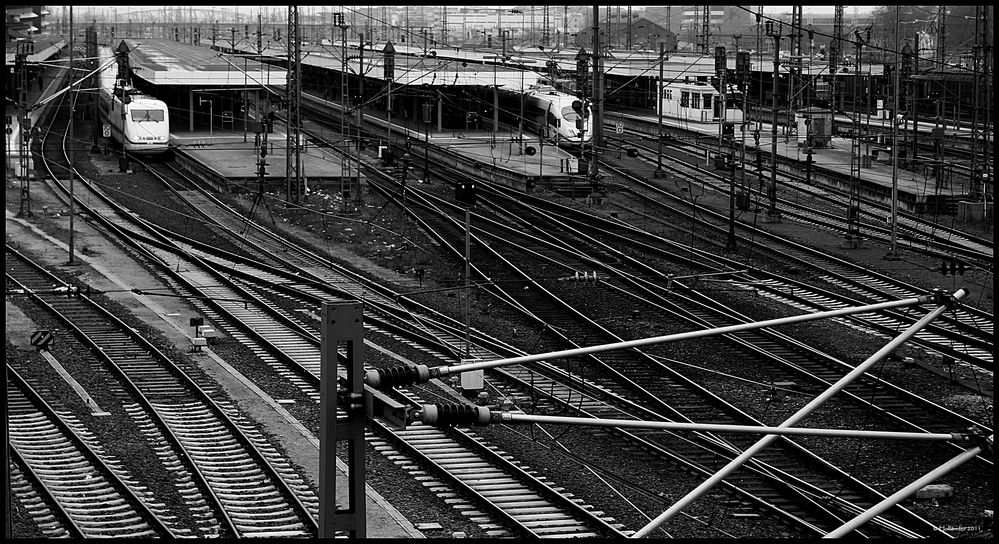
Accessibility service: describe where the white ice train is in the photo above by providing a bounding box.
[522,84,594,147]
[658,81,744,126]
[98,59,170,155]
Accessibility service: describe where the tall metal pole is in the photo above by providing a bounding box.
[717,46,736,251]
[589,4,601,186]
[15,41,33,218]
[655,41,665,177]
[464,207,471,357]
[357,31,365,203]
[69,6,77,265]
[767,23,781,222]
[286,6,302,204]
[831,5,843,112]
[889,8,901,258]
[847,35,864,246]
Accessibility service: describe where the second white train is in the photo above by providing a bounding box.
[522,84,594,147]
[658,81,744,126]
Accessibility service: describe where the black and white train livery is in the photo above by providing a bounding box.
[522,83,594,147]
[97,52,170,155]
[658,81,744,126]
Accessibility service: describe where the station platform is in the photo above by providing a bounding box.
[424,130,579,177]
[360,116,584,191]
[4,36,65,66]
[170,129,348,188]
[612,110,975,211]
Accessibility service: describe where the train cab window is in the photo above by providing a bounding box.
[547,110,560,128]
[131,109,165,122]
[691,93,701,109]
[561,106,581,122]
[703,94,713,110]
[680,91,689,107]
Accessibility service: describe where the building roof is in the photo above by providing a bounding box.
[120,39,286,87]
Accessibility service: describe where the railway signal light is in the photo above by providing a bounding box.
[714,46,727,78]
[736,51,751,83]
[940,259,966,276]
[455,181,476,206]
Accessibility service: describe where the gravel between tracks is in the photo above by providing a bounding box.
[7,132,992,538]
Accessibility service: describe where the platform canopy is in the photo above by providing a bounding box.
[123,38,286,87]
[5,38,66,66]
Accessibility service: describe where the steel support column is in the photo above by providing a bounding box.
[286,6,302,203]
[319,302,366,538]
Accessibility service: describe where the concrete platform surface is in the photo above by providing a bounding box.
[171,129,347,181]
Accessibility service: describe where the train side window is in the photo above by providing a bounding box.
[680,91,689,107]
[703,94,713,110]
[691,93,700,109]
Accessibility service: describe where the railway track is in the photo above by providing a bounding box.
[361,174,965,537]
[577,147,993,370]
[27,83,988,536]
[139,167,883,536]
[607,123,993,271]
[7,245,321,537]
[188,105,992,536]
[7,365,174,538]
[28,105,628,537]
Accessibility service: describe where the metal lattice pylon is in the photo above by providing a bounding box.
[542,6,551,49]
[286,6,302,203]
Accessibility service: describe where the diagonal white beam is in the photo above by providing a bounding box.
[631,288,968,538]
[824,445,986,538]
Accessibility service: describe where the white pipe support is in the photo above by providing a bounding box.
[631,288,967,539]
[433,290,961,377]
[823,446,984,538]
[493,412,968,442]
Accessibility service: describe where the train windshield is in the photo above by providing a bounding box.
[561,106,582,122]
[131,109,165,122]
